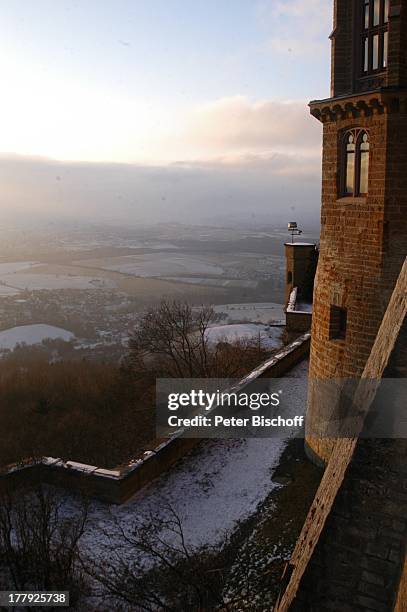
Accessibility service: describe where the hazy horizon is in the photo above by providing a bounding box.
[0,145,322,227]
[0,0,331,227]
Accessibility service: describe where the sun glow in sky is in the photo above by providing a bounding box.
[1,0,331,164]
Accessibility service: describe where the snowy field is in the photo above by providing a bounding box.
[205,323,284,350]
[162,276,258,288]
[214,302,285,324]
[81,439,286,562]
[0,324,74,350]
[0,261,116,291]
[0,285,21,297]
[68,359,309,562]
[0,261,39,274]
[77,253,225,277]
[0,272,115,291]
[0,262,38,294]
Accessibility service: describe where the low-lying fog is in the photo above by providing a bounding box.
[0,153,320,228]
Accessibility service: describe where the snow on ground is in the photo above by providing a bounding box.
[0,285,21,297]
[214,302,285,324]
[0,272,115,291]
[0,261,39,274]
[162,277,258,289]
[78,253,225,277]
[0,324,75,350]
[68,359,309,564]
[205,323,284,350]
[81,437,286,559]
[0,261,116,291]
[295,301,313,313]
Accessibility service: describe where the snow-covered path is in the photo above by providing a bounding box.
[76,359,309,559]
[84,438,286,557]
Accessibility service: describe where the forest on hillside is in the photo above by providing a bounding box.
[0,302,276,469]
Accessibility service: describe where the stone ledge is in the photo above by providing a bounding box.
[0,332,311,505]
[309,88,407,123]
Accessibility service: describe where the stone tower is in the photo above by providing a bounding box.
[284,242,317,306]
[305,0,407,465]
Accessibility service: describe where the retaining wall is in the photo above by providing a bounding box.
[0,332,310,505]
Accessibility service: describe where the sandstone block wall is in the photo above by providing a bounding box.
[307,104,407,463]
[329,0,407,97]
[292,438,407,612]
[275,263,406,611]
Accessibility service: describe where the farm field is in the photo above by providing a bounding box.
[0,262,225,299]
[0,223,301,364]
[76,253,225,277]
[0,324,74,350]
[214,302,285,324]
[205,323,283,349]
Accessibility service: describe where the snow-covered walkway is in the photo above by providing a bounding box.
[74,359,309,559]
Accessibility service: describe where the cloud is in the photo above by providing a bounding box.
[256,0,332,57]
[0,95,322,227]
[0,150,321,228]
[173,96,321,161]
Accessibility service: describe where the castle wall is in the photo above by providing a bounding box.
[331,0,407,96]
[331,0,354,96]
[0,333,311,504]
[306,101,407,462]
[284,243,316,305]
[275,266,407,611]
[292,438,407,612]
[286,311,312,333]
[387,0,407,87]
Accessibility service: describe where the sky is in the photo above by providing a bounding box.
[0,0,332,226]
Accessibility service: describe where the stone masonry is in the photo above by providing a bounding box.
[306,0,407,464]
[275,258,406,611]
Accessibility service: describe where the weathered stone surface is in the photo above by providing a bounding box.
[306,0,407,464]
[275,263,406,611]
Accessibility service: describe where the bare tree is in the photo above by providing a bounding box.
[128,300,270,380]
[85,502,248,612]
[129,301,214,378]
[0,485,88,604]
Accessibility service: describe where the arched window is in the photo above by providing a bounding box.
[345,133,356,195]
[343,130,370,197]
[359,132,370,194]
